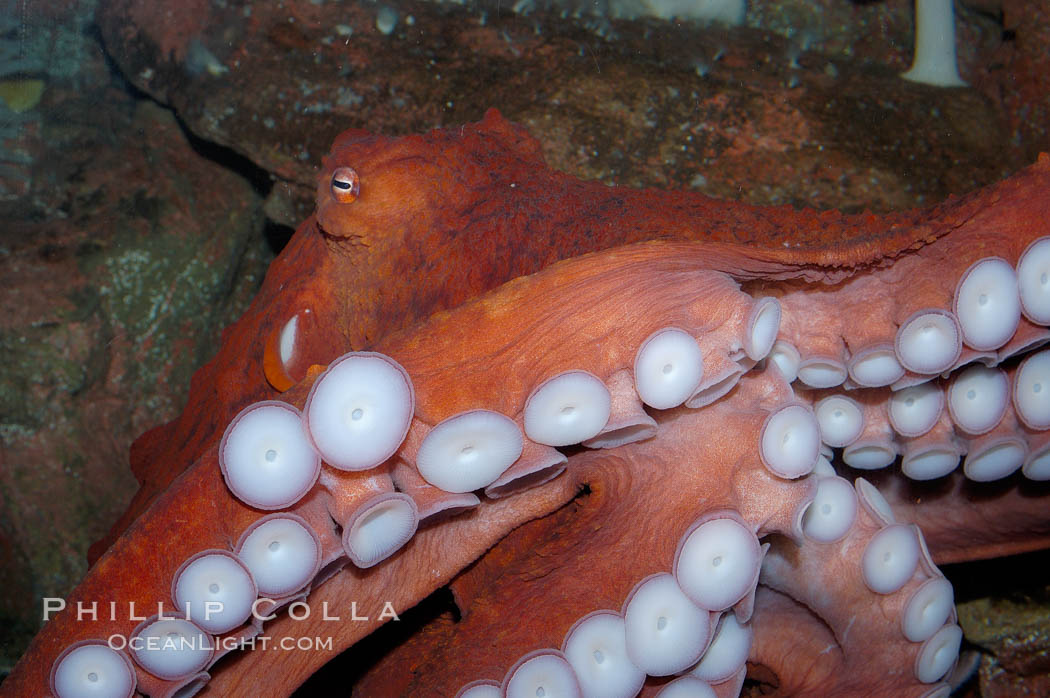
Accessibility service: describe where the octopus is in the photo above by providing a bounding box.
[5,109,1050,697]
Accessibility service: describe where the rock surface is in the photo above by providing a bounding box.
[0,83,268,673]
[98,0,1015,225]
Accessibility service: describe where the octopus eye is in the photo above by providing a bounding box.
[330,166,360,203]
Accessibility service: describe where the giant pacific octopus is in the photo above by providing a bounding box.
[6,109,1050,697]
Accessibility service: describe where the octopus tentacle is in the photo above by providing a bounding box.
[10,242,803,695]
[104,108,1012,559]
[9,117,1050,696]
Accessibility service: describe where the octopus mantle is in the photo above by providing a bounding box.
[6,110,1050,698]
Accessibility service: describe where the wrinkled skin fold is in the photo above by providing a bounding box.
[7,113,1050,697]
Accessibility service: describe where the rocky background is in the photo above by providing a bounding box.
[1,0,1048,694]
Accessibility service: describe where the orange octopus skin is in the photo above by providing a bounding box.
[9,113,1050,697]
[102,107,990,561]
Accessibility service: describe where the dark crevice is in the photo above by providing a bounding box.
[96,21,291,255]
[172,114,274,202]
[96,19,274,200]
[263,219,296,255]
[293,587,460,696]
[943,547,1050,602]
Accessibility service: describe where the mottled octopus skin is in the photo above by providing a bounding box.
[8,112,1050,697]
[102,107,991,559]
